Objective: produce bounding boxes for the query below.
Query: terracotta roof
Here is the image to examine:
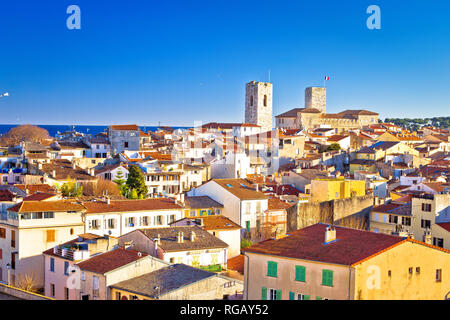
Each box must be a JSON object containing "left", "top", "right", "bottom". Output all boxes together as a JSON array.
[
  {"left": 137, "top": 226, "right": 228, "bottom": 252},
  {"left": 109, "top": 125, "right": 139, "bottom": 131},
  {"left": 227, "top": 255, "right": 244, "bottom": 274},
  {"left": 40, "top": 159, "right": 96, "bottom": 181},
  {"left": 267, "top": 197, "right": 293, "bottom": 211},
  {"left": 14, "top": 184, "right": 56, "bottom": 194},
  {"left": 82, "top": 198, "right": 182, "bottom": 214},
  {"left": 327, "top": 135, "right": 349, "bottom": 142},
  {"left": 191, "top": 215, "right": 241, "bottom": 231},
  {"left": 0, "top": 189, "right": 15, "bottom": 201},
  {"left": 436, "top": 223, "right": 450, "bottom": 233},
  {"left": 8, "top": 200, "right": 85, "bottom": 213},
  {"left": 23, "top": 192, "right": 58, "bottom": 202},
  {"left": 242, "top": 223, "right": 405, "bottom": 266},
  {"left": 275, "top": 108, "right": 304, "bottom": 118},
  {"left": 76, "top": 248, "right": 148, "bottom": 274},
  {"left": 213, "top": 179, "right": 269, "bottom": 200}
]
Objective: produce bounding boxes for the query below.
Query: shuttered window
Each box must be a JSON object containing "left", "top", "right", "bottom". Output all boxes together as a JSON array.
[
  {"left": 261, "top": 287, "right": 267, "bottom": 300},
  {"left": 295, "top": 265, "right": 306, "bottom": 282},
  {"left": 267, "top": 261, "right": 277, "bottom": 278},
  {"left": 322, "top": 269, "right": 334, "bottom": 287}
]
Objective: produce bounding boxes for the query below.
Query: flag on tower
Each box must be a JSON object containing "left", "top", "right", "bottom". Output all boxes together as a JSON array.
[{"left": 325, "top": 76, "right": 330, "bottom": 81}]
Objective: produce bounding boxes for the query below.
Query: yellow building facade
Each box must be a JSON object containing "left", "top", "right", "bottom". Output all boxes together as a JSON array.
[{"left": 311, "top": 178, "right": 366, "bottom": 202}]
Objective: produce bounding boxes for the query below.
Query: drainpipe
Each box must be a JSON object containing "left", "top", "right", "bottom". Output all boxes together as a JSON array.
[
  {"left": 243, "top": 253, "right": 250, "bottom": 300},
  {"left": 348, "top": 266, "right": 352, "bottom": 300}
]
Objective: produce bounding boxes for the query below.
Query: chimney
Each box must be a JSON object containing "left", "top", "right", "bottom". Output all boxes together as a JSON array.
[
  {"left": 38, "top": 163, "right": 43, "bottom": 170},
  {"left": 256, "top": 184, "right": 259, "bottom": 192},
  {"left": 89, "top": 168, "right": 95, "bottom": 176},
  {"left": 106, "top": 197, "right": 110, "bottom": 205},
  {"left": 52, "top": 170, "right": 56, "bottom": 178},
  {"left": 190, "top": 231, "right": 196, "bottom": 242},
  {"left": 72, "top": 162, "right": 76, "bottom": 170},
  {"left": 324, "top": 225, "right": 336, "bottom": 244}
]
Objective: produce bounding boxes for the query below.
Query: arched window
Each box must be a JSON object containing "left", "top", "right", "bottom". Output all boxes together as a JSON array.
[
  {"left": 250, "top": 95, "right": 253, "bottom": 106},
  {"left": 264, "top": 95, "right": 267, "bottom": 106}
]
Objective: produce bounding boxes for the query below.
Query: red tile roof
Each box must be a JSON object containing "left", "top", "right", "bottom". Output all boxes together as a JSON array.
[
  {"left": 82, "top": 198, "right": 182, "bottom": 214},
  {"left": 76, "top": 248, "right": 148, "bottom": 274},
  {"left": 8, "top": 200, "right": 85, "bottom": 213},
  {"left": 110, "top": 125, "right": 139, "bottom": 131},
  {"left": 242, "top": 223, "right": 406, "bottom": 266},
  {"left": 436, "top": 223, "right": 450, "bottom": 233},
  {"left": 23, "top": 192, "right": 58, "bottom": 202},
  {"left": 227, "top": 254, "right": 244, "bottom": 274}
]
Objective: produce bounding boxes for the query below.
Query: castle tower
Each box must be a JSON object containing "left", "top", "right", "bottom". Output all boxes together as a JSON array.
[
  {"left": 305, "top": 87, "right": 326, "bottom": 113},
  {"left": 245, "top": 81, "right": 273, "bottom": 132}
]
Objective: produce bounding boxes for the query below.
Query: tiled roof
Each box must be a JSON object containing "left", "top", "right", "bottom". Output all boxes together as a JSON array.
[
  {"left": 76, "top": 248, "right": 148, "bottom": 274},
  {"left": 436, "top": 223, "right": 450, "bottom": 233},
  {"left": 137, "top": 226, "right": 228, "bottom": 252},
  {"left": 267, "top": 197, "right": 293, "bottom": 210},
  {"left": 275, "top": 108, "right": 304, "bottom": 118},
  {"left": 23, "top": 192, "right": 58, "bottom": 202},
  {"left": 110, "top": 264, "right": 215, "bottom": 298},
  {"left": 14, "top": 184, "right": 56, "bottom": 194},
  {"left": 40, "top": 159, "right": 96, "bottom": 181},
  {"left": 184, "top": 196, "right": 223, "bottom": 209},
  {"left": 0, "top": 189, "right": 15, "bottom": 201},
  {"left": 242, "top": 223, "right": 405, "bottom": 266},
  {"left": 213, "top": 179, "right": 269, "bottom": 200},
  {"left": 190, "top": 215, "right": 241, "bottom": 231},
  {"left": 227, "top": 255, "right": 244, "bottom": 274},
  {"left": 109, "top": 125, "right": 139, "bottom": 131},
  {"left": 82, "top": 198, "right": 182, "bottom": 214},
  {"left": 8, "top": 200, "right": 85, "bottom": 213},
  {"left": 327, "top": 135, "right": 349, "bottom": 142}
]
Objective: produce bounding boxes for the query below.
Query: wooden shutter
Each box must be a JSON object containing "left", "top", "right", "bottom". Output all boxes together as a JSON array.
[
  {"left": 289, "top": 291, "right": 295, "bottom": 300},
  {"left": 261, "top": 287, "right": 267, "bottom": 300},
  {"left": 46, "top": 230, "right": 55, "bottom": 242},
  {"left": 276, "top": 290, "right": 282, "bottom": 300},
  {"left": 304, "top": 295, "right": 310, "bottom": 300},
  {"left": 295, "top": 265, "right": 306, "bottom": 282}
]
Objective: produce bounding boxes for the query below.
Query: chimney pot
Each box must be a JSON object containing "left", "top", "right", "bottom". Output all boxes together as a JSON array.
[
  {"left": 190, "top": 231, "right": 196, "bottom": 242},
  {"left": 324, "top": 225, "right": 336, "bottom": 244}
]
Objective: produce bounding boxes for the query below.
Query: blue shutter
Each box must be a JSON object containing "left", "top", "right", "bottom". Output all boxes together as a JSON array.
[
  {"left": 64, "top": 261, "right": 69, "bottom": 275},
  {"left": 50, "top": 258, "right": 55, "bottom": 272}
]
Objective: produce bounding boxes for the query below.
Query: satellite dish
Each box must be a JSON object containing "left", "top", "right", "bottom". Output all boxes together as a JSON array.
[{"left": 137, "top": 252, "right": 142, "bottom": 257}]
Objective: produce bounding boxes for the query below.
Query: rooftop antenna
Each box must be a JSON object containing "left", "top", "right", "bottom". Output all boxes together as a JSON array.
[{"left": 268, "top": 69, "right": 271, "bottom": 83}]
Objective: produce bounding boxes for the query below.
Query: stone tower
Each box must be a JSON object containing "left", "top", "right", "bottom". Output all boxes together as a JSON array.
[
  {"left": 245, "top": 81, "right": 273, "bottom": 132},
  {"left": 305, "top": 87, "right": 326, "bottom": 113}
]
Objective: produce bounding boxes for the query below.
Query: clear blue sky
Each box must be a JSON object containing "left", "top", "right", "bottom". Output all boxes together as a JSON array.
[{"left": 0, "top": 0, "right": 449, "bottom": 126}]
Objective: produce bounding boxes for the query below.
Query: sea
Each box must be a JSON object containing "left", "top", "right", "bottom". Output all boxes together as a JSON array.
[{"left": 0, "top": 124, "right": 190, "bottom": 137}]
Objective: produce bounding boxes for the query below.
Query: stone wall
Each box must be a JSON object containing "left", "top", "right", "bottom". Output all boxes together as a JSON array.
[
  {"left": 287, "top": 194, "right": 373, "bottom": 232},
  {"left": 245, "top": 81, "right": 273, "bottom": 132},
  {"left": 305, "top": 87, "right": 326, "bottom": 113},
  {"left": 0, "top": 283, "right": 52, "bottom": 300}
]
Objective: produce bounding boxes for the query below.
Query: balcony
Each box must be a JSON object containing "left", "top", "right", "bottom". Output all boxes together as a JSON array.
[{"left": 53, "top": 244, "right": 90, "bottom": 261}]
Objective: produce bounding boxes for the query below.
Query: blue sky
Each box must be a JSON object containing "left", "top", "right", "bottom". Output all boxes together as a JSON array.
[{"left": 0, "top": 0, "right": 449, "bottom": 126}]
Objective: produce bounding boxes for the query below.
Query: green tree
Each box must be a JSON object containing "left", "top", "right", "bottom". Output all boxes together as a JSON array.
[
  {"left": 60, "top": 178, "right": 83, "bottom": 197},
  {"left": 327, "top": 143, "right": 341, "bottom": 151},
  {"left": 129, "top": 188, "right": 139, "bottom": 199},
  {"left": 126, "top": 165, "right": 148, "bottom": 199},
  {"left": 113, "top": 169, "right": 127, "bottom": 196}
]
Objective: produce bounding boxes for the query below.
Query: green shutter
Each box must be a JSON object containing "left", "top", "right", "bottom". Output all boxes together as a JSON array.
[
  {"left": 316, "top": 296, "right": 322, "bottom": 300},
  {"left": 261, "top": 287, "right": 267, "bottom": 300},
  {"left": 322, "top": 269, "right": 333, "bottom": 286},
  {"left": 289, "top": 292, "right": 295, "bottom": 300},
  {"left": 295, "top": 265, "right": 306, "bottom": 282},
  {"left": 304, "top": 295, "right": 310, "bottom": 300},
  {"left": 276, "top": 290, "right": 282, "bottom": 300},
  {"left": 267, "top": 261, "right": 277, "bottom": 277}
]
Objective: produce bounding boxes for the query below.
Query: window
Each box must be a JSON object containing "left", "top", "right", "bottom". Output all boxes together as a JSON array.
[
  {"left": 189, "top": 210, "right": 196, "bottom": 217},
  {"left": 416, "top": 267, "right": 420, "bottom": 274},
  {"left": 93, "top": 276, "right": 99, "bottom": 297},
  {"left": 70, "top": 228, "right": 74, "bottom": 235},
  {"left": 433, "top": 237, "right": 444, "bottom": 248},
  {"left": 388, "top": 270, "right": 392, "bottom": 277},
  {"left": 156, "top": 215, "right": 163, "bottom": 225},
  {"left": 267, "top": 261, "right": 277, "bottom": 278},
  {"left": 295, "top": 265, "right": 306, "bottom": 282},
  {"left": 107, "top": 218, "right": 116, "bottom": 229},
  {"left": 322, "top": 269, "right": 333, "bottom": 287},
  {"left": 263, "top": 95, "right": 267, "bottom": 107},
  {"left": 115, "top": 292, "right": 121, "bottom": 300},
  {"left": 124, "top": 142, "right": 129, "bottom": 148},
  {"left": 50, "top": 284, "right": 55, "bottom": 297},
  {"left": 64, "top": 261, "right": 69, "bottom": 276},
  {"left": 169, "top": 257, "right": 175, "bottom": 264},
  {"left": 0, "top": 248, "right": 2, "bottom": 260},
  {"left": 46, "top": 230, "right": 55, "bottom": 243},
  {"left": 389, "top": 215, "right": 398, "bottom": 224},
  {"left": 436, "top": 269, "right": 442, "bottom": 282},
  {"left": 422, "top": 203, "right": 432, "bottom": 212},
  {"left": 402, "top": 217, "right": 411, "bottom": 226},
  {"left": 408, "top": 267, "right": 413, "bottom": 275},
  {"left": 90, "top": 220, "right": 99, "bottom": 230},
  {"left": 11, "top": 230, "right": 15, "bottom": 248},
  {"left": 64, "top": 287, "right": 69, "bottom": 300},
  {"left": 50, "top": 258, "right": 55, "bottom": 272},
  {"left": 249, "top": 95, "right": 253, "bottom": 106},
  {"left": 421, "top": 219, "right": 431, "bottom": 229},
  {"left": 268, "top": 289, "right": 280, "bottom": 300},
  {"left": 11, "top": 253, "right": 15, "bottom": 269},
  {"left": 127, "top": 217, "right": 135, "bottom": 227},
  {"left": 168, "top": 215, "right": 176, "bottom": 224},
  {"left": 141, "top": 216, "right": 149, "bottom": 226},
  {"left": 0, "top": 228, "right": 5, "bottom": 238},
  {"left": 297, "top": 294, "right": 310, "bottom": 300},
  {"left": 44, "top": 212, "right": 54, "bottom": 219}
]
